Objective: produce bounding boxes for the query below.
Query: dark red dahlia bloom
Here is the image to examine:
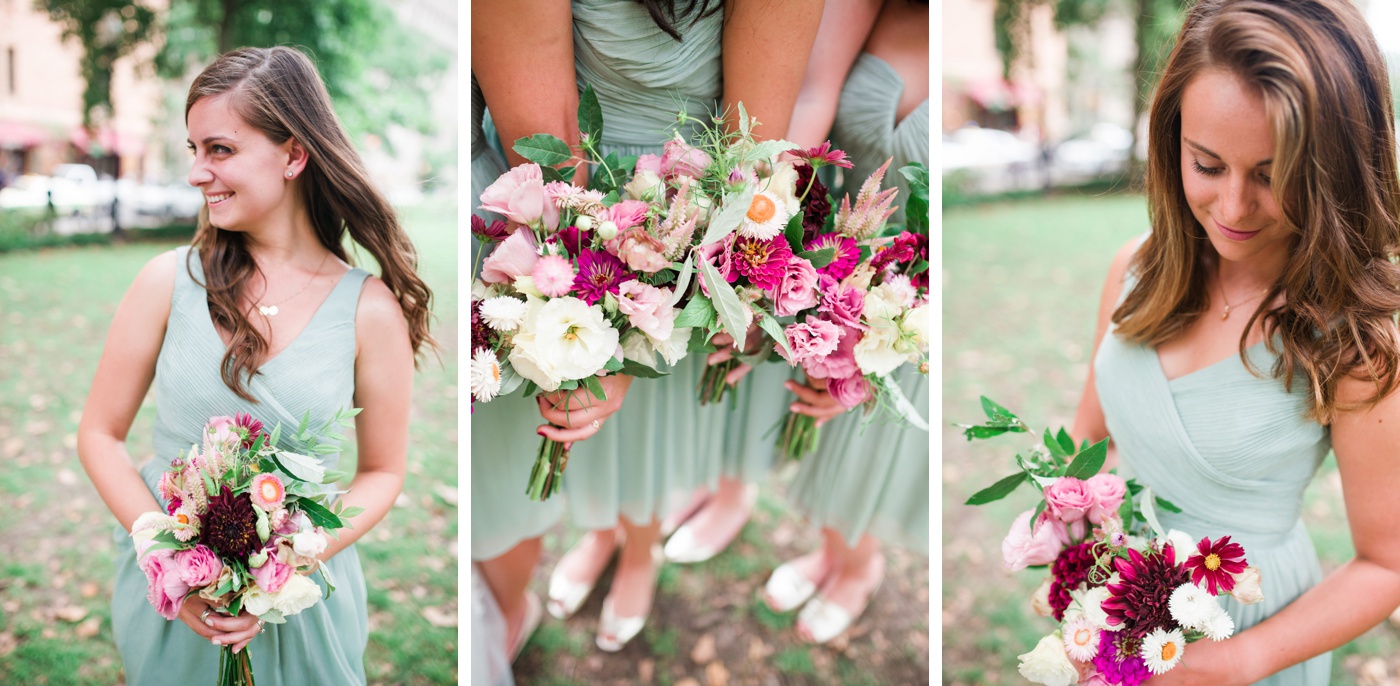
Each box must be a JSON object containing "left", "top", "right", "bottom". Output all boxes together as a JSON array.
[
  {"left": 732, "top": 236, "right": 793, "bottom": 291},
  {"left": 789, "top": 141, "right": 853, "bottom": 169},
  {"left": 573, "top": 249, "right": 627, "bottom": 305},
  {"left": 795, "top": 164, "right": 831, "bottom": 241},
  {"left": 1092, "top": 631, "right": 1151, "bottom": 686},
  {"left": 1102, "top": 545, "right": 1190, "bottom": 637},
  {"left": 1184, "top": 536, "right": 1248, "bottom": 595},
  {"left": 470, "top": 300, "right": 495, "bottom": 353},
  {"left": 201, "top": 486, "right": 260, "bottom": 560},
  {"left": 555, "top": 226, "right": 583, "bottom": 258},
  {"left": 471, "top": 214, "right": 510, "bottom": 242},
  {"left": 1049, "top": 542, "right": 1100, "bottom": 621},
  {"left": 233, "top": 412, "right": 263, "bottom": 449}
]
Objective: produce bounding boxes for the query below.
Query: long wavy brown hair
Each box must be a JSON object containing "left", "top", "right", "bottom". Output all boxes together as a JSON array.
[
  {"left": 1115, "top": 0, "right": 1400, "bottom": 424},
  {"left": 186, "top": 46, "right": 436, "bottom": 401}
]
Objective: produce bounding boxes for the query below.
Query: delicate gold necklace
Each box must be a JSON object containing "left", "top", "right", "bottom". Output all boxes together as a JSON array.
[
  {"left": 254, "top": 251, "right": 331, "bottom": 317},
  {"left": 1217, "top": 272, "right": 1269, "bottom": 321}
]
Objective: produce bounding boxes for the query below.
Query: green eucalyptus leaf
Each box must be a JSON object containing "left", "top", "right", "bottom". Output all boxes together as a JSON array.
[
  {"left": 513, "top": 134, "right": 572, "bottom": 167},
  {"left": 674, "top": 294, "right": 716, "bottom": 329},
  {"left": 965, "top": 472, "right": 1026, "bottom": 505},
  {"left": 1064, "top": 439, "right": 1109, "bottom": 480},
  {"left": 619, "top": 359, "right": 669, "bottom": 378},
  {"left": 582, "top": 374, "right": 607, "bottom": 402},
  {"left": 698, "top": 257, "right": 749, "bottom": 342},
  {"left": 699, "top": 184, "right": 756, "bottom": 247}
]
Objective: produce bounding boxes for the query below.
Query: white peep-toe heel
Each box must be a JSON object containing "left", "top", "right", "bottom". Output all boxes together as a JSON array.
[
  {"left": 763, "top": 561, "right": 820, "bottom": 613},
  {"left": 595, "top": 544, "right": 662, "bottom": 652}
]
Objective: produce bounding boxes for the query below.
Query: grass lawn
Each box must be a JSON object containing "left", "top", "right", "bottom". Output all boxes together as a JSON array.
[
  {"left": 0, "top": 197, "right": 459, "bottom": 685},
  {"left": 941, "top": 191, "right": 1400, "bottom": 685}
]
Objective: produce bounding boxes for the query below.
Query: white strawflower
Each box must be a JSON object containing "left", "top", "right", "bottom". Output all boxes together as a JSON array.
[
  {"left": 470, "top": 348, "right": 504, "bottom": 402},
  {"left": 479, "top": 296, "right": 529, "bottom": 331},
  {"left": 1202, "top": 606, "right": 1235, "bottom": 641},
  {"left": 1017, "top": 632, "right": 1078, "bottom": 686},
  {"left": 172, "top": 502, "right": 201, "bottom": 542},
  {"left": 884, "top": 274, "right": 918, "bottom": 307},
  {"left": 1168, "top": 582, "right": 1216, "bottom": 631},
  {"left": 1061, "top": 617, "right": 1100, "bottom": 662},
  {"left": 737, "top": 189, "right": 792, "bottom": 240},
  {"left": 1140, "top": 627, "right": 1186, "bottom": 675}
]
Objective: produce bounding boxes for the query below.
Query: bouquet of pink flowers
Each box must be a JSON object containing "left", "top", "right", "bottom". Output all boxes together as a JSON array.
[
  {"left": 962, "top": 399, "right": 1263, "bottom": 685},
  {"left": 132, "top": 410, "right": 363, "bottom": 686},
  {"left": 469, "top": 85, "right": 694, "bottom": 501}
]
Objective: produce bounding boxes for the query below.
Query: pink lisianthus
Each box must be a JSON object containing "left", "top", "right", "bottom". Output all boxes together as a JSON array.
[
  {"left": 173, "top": 544, "right": 224, "bottom": 587},
  {"left": 777, "top": 316, "right": 842, "bottom": 367},
  {"left": 250, "top": 548, "right": 294, "bottom": 594},
  {"left": 249, "top": 473, "right": 286, "bottom": 511},
  {"left": 480, "top": 230, "right": 540, "bottom": 285},
  {"left": 1085, "top": 474, "right": 1128, "bottom": 525},
  {"left": 139, "top": 548, "right": 190, "bottom": 620},
  {"left": 770, "top": 256, "right": 819, "bottom": 317},
  {"left": 616, "top": 280, "right": 675, "bottom": 342},
  {"left": 612, "top": 227, "right": 671, "bottom": 273},
  {"left": 697, "top": 236, "right": 737, "bottom": 296},
  {"left": 826, "top": 373, "right": 870, "bottom": 408},
  {"left": 803, "top": 325, "right": 861, "bottom": 380},
  {"left": 1043, "top": 477, "right": 1095, "bottom": 524},
  {"left": 661, "top": 136, "right": 712, "bottom": 179},
  {"left": 1002, "top": 509, "right": 1066, "bottom": 571},
  {"left": 635, "top": 154, "right": 663, "bottom": 176},
  {"left": 531, "top": 255, "right": 577, "bottom": 297},
  {"left": 816, "top": 275, "right": 866, "bottom": 330},
  {"left": 478, "top": 163, "right": 560, "bottom": 231}
]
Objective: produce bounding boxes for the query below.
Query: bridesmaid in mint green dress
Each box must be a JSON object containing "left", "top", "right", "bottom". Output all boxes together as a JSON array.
[
  {"left": 472, "top": 0, "right": 822, "bottom": 654},
  {"left": 760, "top": 0, "right": 929, "bottom": 646},
  {"left": 78, "top": 47, "right": 429, "bottom": 684}
]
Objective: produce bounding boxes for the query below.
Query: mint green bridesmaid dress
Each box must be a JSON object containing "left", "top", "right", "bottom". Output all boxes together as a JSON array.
[
  {"left": 1095, "top": 267, "right": 1330, "bottom": 685},
  {"left": 784, "top": 53, "right": 931, "bottom": 554},
  {"left": 111, "top": 246, "right": 370, "bottom": 684}
]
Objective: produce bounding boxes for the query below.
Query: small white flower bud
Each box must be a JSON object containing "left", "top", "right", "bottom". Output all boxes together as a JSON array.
[
  {"left": 597, "top": 220, "right": 618, "bottom": 240},
  {"left": 575, "top": 215, "right": 595, "bottom": 231}
]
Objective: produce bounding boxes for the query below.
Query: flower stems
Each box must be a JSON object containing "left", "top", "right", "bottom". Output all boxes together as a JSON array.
[
  {"left": 698, "top": 359, "right": 740, "bottom": 406},
  {"left": 527, "top": 436, "right": 570, "bottom": 501},
  {"left": 218, "top": 645, "right": 255, "bottom": 686},
  {"left": 779, "top": 412, "right": 820, "bottom": 462}
]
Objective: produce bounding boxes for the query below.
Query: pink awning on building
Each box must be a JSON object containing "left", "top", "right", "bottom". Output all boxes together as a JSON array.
[
  {"left": 69, "top": 125, "right": 145, "bottom": 156},
  {"left": 0, "top": 121, "right": 47, "bottom": 147}
]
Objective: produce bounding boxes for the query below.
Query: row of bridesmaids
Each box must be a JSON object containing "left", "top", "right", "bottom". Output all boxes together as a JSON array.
[{"left": 469, "top": 0, "right": 930, "bottom": 676}]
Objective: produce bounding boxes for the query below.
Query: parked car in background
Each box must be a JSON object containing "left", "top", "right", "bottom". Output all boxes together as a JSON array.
[
  {"left": 1050, "top": 123, "right": 1133, "bottom": 183},
  {"left": 941, "top": 125, "right": 1043, "bottom": 195}
]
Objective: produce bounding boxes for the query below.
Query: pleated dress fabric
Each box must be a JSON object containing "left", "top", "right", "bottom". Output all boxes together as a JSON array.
[
  {"left": 111, "top": 246, "right": 370, "bottom": 685},
  {"left": 784, "top": 53, "right": 931, "bottom": 555},
  {"left": 1095, "top": 267, "right": 1330, "bottom": 685}
]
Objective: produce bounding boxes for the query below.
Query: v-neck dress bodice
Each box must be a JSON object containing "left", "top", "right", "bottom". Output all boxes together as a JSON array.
[
  {"left": 1094, "top": 268, "right": 1330, "bottom": 685},
  {"left": 112, "top": 245, "right": 372, "bottom": 685}
]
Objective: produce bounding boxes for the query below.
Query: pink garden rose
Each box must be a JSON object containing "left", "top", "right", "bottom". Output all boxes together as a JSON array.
[
  {"left": 173, "top": 544, "right": 224, "bottom": 587},
  {"left": 1043, "top": 477, "right": 1095, "bottom": 523},
  {"left": 803, "top": 326, "right": 861, "bottom": 380},
  {"left": 826, "top": 373, "right": 870, "bottom": 408},
  {"left": 1084, "top": 474, "right": 1127, "bottom": 525},
  {"left": 661, "top": 136, "right": 712, "bottom": 179},
  {"left": 139, "top": 548, "right": 190, "bottom": 620},
  {"left": 1002, "top": 509, "right": 1065, "bottom": 571},
  {"left": 816, "top": 275, "right": 866, "bottom": 330},
  {"left": 480, "top": 230, "right": 540, "bottom": 285},
  {"left": 770, "top": 256, "right": 819, "bottom": 317},
  {"left": 612, "top": 227, "right": 670, "bottom": 273},
  {"left": 635, "top": 154, "right": 663, "bottom": 176},
  {"left": 250, "top": 549, "right": 294, "bottom": 594},
  {"left": 776, "top": 316, "right": 841, "bottom": 367},
  {"left": 616, "top": 280, "right": 675, "bottom": 342},
  {"left": 478, "top": 163, "right": 560, "bottom": 231},
  {"left": 604, "top": 199, "right": 651, "bottom": 233}
]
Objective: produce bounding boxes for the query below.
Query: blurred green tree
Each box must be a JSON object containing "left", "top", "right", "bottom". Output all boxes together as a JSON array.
[{"left": 37, "top": 0, "right": 159, "bottom": 130}]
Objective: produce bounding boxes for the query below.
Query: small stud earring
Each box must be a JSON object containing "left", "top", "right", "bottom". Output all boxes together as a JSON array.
[{"left": 286, "top": 170, "right": 294, "bottom": 178}]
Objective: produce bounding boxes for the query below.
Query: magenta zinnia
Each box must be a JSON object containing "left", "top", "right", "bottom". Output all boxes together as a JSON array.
[
  {"left": 1184, "top": 536, "right": 1248, "bottom": 595},
  {"left": 201, "top": 485, "right": 260, "bottom": 560},
  {"left": 1092, "top": 630, "right": 1152, "bottom": 686},
  {"left": 1102, "top": 545, "right": 1190, "bottom": 637},
  {"left": 573, "top": 249, "right": 627, "bottom": 305},
  {"left": 804, "top": 233, "right": 859, "bottom": 281},
  {"left": 731, "top": 236, "right": 793, "bottom": 291}
]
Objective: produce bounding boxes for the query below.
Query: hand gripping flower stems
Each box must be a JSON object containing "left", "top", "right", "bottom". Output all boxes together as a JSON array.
[
  {"left": 961, "top": 398, "right": 1263, "bottom": 685},
  {"left": 132, "top": 410, "right": 364, "bottom": 686}
]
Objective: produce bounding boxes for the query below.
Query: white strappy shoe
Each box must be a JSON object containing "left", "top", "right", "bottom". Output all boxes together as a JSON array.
[
  {"left": 763, "top": 561, "right": 820, "bottom": 613},
  {"left": 663, "top": 484, "right": 758, "bottom": 564},
  {"left": 546, "top": 530, "right": 617, "bottom": 619},
  {"left": 796, "top": 565, "right": 883, "bottom": 645},
  {"left": 595, "top": 544, "right": 662, "bottom": 652}
]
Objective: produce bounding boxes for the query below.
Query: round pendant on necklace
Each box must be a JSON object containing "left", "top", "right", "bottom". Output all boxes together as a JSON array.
[
  {"left": 259, "top": 305, "right": 279, "bottom": 317},
  {"left": 1221, "top": 306, "right": 1230, "bottom": 320}
]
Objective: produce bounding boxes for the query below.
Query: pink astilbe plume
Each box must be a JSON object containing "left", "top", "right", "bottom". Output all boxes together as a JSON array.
[
  {"left": 658, "top": 181, "right": 699, "bottom": 260},
  {"left": 833, "top": 158, "right": 899, "bottom": 239}
]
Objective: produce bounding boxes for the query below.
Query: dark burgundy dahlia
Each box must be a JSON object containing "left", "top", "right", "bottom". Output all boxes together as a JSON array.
[
  {"left": 1102, "top": 545, "right": 1190, "bottom": 637},
  {"left": 795, "top": 163, "right": 831, "bottom": 241},
  {"left": 201, "top": 486, "right": 260, "bottom": 560},
  {"left": 1049, "top": 542, "right": 1100, "bottom": 621}
]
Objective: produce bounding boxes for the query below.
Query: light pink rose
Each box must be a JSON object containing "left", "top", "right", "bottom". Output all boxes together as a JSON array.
[
  {"left": 803, "top": 326, "right": 861, "bottom": 380},
  {"left": 139, "top": 548, "right": 190, "bottom": 620},
  {"left": 826, "top": 373, "right": 870, "bottom": 408},
  {"left": 776, "top": 316, "right": 842, "bottom": 367},
  {"left": 478, "top": 163, "right": 560, "bottom": 230},
  {"left": 635, "top": 154, "right": 663, "bottom": 176},
  {"left": 1043, "top": 477, "right": 1095, "bottom": 524},
  {"left": 174, "top": 545, "right": 224, "bottom": 587},
  {"left": 1036, "top": 509, "right": 1088, "bottom": 545},
  {"left": 612, "top": 227, "right": 670, "bottom": 273},
  {"left": 250, "top": 549, "right": 294, "bottom": 594},
  {"left": 817, "top": 275, "right": 866, "bottom": 330},
  {"left": 480, "top": 230, "right": 540, "bottom": 285},
  {"left": 661, "top": 137, "right": 713, "bottom": 180},
  {"left": 1084, "top": 474, "right": 1127, "bottom": 525},
  {"left": 1002, "top": 509, "right": 1065, "bottom": 571},
  {"left": 605, "top": 199, "right": 651, "bottom": 233},
  {"left": 770, "top": 257, "right": 819, "bottom": 317},
  {"left": 616, "top": 280, "right": 675, "bottom": 342}
]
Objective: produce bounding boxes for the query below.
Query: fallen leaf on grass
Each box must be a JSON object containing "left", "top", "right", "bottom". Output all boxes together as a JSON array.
[
  {"left": 0, "top": 632, "right": 15, "bottom": 658},
  {"left": 637, "top": 658, "right": 654, "bottom": 683},
  {"left": 55, "top": 606, "right": 88, "bottom": 622},
  {"left": 747, "top": 636, "right": 772, "bottom": 661},
  {"left": 1358, "top": 657, "right": 1387, "bottom": 685},
  {"left": 674, "top": 679, "right": 700, "bottom": 686},
  {"left": 420, "top": 605, "right": 456, "bottom": 628},
  {"left": 704, "top": 661, "right": 729, "bottom": 686},
  {"left": 690, "top": 632, "right": 716, "bottom": 664},
  {"left": 75, "top": 617, "right": 100, "bottom": 638}
]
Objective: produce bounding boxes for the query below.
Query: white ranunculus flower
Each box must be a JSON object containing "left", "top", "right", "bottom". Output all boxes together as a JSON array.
[
  {"left": 514, "top": 296, "right": 619, "bottom": 386},
  {"left": 243, "top": 585, "right": 275, "bottom": 617},
  {"left": 479, "top": 296, "right": 529, "bottom": 332},
  {"left": 864, "top": 283, "right": 905, "bottom": 323},
  {"left": 623, "top": 169, "right": 664, "bottom": 202},
  {"left": 1159, "top": 529, "right": 1197, "bottom": 558},
  {"left": 1081, "top": 585, "right": 1117, "bottom": 631},
  {"left": 654, "top": 326, "right": 691, "bottom": 365},
  {"left": 1229, "top": 566, "right": 1264, "bottom": 605},
  {"left": 1016, "top": 632, "right": 1078, "bottom": 686},
  {"left": 292, "top": 529, "right": 328, "bottom": 559},
  {"left": 1030, "top": 576, "right": 1054, "bottom": 618},
  {"left": 621, "top": 329, "right": 658, "bottom": 369},
  {"left": 853, "top": 323, "right": 908, "bottom": 376},
  {"left": 509, "top": 332, "right": 562, "bottom": 391},
  {"left": 271, "top": 573, "right": 323, "bottom": 617}
]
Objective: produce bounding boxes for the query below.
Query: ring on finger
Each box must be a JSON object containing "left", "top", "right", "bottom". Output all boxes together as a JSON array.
[
  {"left": 590, "top": 419, "right": 601, "bottom": 429},
  {"left": 258, "top": 619, "right": 266, "bottom": 633},
  {"left": 200, "top": 608, "right": 213, "bottom": 625}
]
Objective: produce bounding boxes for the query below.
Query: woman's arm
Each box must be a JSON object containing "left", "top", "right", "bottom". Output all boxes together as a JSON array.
[
  {"left": 77, "top": 250, "right": 175, "bottom": 530},
  {"left": 471, "top": 0, "right": 580, "bottom": 169},
  {"left": 1070, "top": 238, "right": 1138, "bottom": 469},
  {"left": 721, "top": 0, "right": 826, "bottom": 141},
  {"left": 787, "top": 0, "right": 884, "bottom": 149}
]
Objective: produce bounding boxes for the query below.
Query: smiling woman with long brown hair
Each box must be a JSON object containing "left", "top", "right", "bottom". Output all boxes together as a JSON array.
[
  {"left": 77, "top": 46, "right": 433, "bottom": 684},
  {"left": 1072, "top": 1, "right": 1400, "bottom": 683}
]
